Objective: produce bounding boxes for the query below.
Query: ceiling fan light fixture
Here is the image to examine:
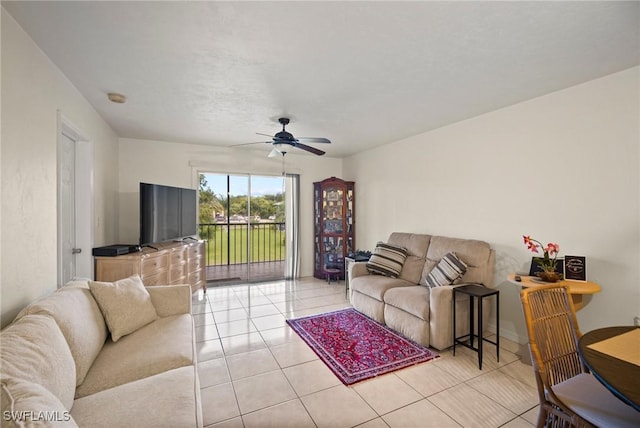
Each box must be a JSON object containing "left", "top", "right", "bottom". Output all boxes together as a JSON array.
[
  {"left": 232, "top": 116, "right": 330, "bottom": 157},
  {"left": 268, "top": 147, "right": 280, "bottom": 158}
]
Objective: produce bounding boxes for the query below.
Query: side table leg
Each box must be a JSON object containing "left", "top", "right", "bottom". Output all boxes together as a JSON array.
[
  {"left": 452, "top": 290, "right": 457, "bottom": 356},
  {"left": 496, "top": 293, "right": 500, "bottom": 363},
  {"left": 345, "top": 260, "right": 349, "bottom": 298},
  {"left": 478, "top": 296, "right": 483, "bottom": 370},
  {"left": 469, "top": 295, "right": 474, "bottom": 349}
]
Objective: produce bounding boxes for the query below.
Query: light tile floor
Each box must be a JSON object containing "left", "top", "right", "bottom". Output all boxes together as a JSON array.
[{"left": 192, "top": 277, "right": 540, "bottom": 428}]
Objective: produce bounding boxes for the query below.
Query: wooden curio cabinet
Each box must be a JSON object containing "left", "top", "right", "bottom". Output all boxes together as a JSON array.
[{"left": 313, "top": 177, "right": 355, "bottom": 280}]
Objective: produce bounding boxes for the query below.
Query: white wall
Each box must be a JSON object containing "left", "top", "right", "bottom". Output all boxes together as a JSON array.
[
  {"left": 3, "top": 2, "right": 637, "bottom": 340},
  {"left": 118, "top": 138, "right": 343, "bottom": 277},
  {"left": 1, "top": 9, "right": 120, "bottom": 327},
  {"left": 344, "top": 67, "right": 640, "bottom": 343}
]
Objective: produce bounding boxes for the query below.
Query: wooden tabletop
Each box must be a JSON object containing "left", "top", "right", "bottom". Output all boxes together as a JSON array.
[
  {"left": 507, "top": 274, "right": 601, "bottom": 295},
  {"left": 579, "top": 326, "right": 640, "bottom": 411}
]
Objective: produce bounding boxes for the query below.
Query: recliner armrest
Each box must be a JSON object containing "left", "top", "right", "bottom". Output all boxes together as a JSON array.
[
  {"left": 349, "top": 261, "right": 369, "bottom": 281},
  {"left": 146, "top": 285, "right": 192, "bottom": 317},
  {"left": 429, "top": 283, "right": 487, "bottom": 350}
]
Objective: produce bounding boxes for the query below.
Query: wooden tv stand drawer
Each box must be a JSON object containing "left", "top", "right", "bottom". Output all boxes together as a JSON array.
[
  {"left": 95, "top": 241, "right": 206, "bottom": 294},
  {"left": 141, "top": 252, "right": 169, "bottom": 276},
  {"left": 142, "top": 270, "right": 170, "bottom": 287}
]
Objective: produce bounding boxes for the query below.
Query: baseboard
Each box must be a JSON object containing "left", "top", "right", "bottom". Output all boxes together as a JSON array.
[{"left": 486, "top": 321, "right": 529, "bottom": 344}]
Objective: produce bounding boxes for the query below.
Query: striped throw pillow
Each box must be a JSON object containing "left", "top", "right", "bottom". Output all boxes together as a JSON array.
[
  {"left": 426, "top": 252, "right": 468, "bottom": 287},
  {"left": 366, "top": 243, "right": 408, "bottom": 278}
]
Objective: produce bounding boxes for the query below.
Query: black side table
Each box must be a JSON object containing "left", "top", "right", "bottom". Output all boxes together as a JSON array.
[{"left": 453, "top": 284, "right": 499, "bottom": 370}]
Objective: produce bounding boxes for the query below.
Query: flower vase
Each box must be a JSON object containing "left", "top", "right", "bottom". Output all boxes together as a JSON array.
[{"left": 538, "top": 271, "right": 562, "bottom": 283}]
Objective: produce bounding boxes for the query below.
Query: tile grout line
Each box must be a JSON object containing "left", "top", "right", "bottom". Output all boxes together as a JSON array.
[{"left": 195, "top": 280, "right": 538, "bottom": 427}]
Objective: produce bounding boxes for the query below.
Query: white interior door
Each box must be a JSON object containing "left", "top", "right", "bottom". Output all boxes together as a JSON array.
[
  {"left": 59, "top": 133, "right": 77, "bottom": 284},
  {"left": 57, "top": 114, "right": 93, "bottom": 286}
]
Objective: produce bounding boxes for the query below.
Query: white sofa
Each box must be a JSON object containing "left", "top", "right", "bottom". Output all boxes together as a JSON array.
[
  {"left": 349, "top": 232, "right": 495, "bottom": 350},
  {"left": 0, "top": 279, "right": 202, "bottom": 427}
]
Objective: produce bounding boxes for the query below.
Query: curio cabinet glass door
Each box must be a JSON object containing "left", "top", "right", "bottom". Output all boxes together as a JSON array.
[{"left": 313, "top": 177, "right": 355, "bottom": 280}]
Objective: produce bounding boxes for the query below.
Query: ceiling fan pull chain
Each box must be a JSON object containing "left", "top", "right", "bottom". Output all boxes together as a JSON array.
[{"left": 281, "top": 152, "right": 286, "bottom": 177}]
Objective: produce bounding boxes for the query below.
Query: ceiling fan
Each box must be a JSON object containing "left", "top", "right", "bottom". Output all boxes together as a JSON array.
[{"left": 238, "top": 117, "right": 331, "bottom": 157}]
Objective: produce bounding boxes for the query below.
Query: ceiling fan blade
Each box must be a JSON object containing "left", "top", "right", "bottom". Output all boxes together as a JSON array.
[
  {"left": 297, "top": 137, "right": 331, "bottom": 144},
  {"left": 231, "top": 141, "right": 271, "bottom": 147},
  {"left": 256, "top": 132, "right": 275, "bottom": 138},
  {"left": 294, "top": 142, "right": 325, "bottom": 156}
]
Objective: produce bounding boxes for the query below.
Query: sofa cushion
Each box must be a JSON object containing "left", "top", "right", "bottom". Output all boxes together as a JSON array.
[
  {"left": 89, "top": 275, "right": 159, "bottom": 342},
  {"left": 15, "top": 285, "right": 107, "bottom": 386},
  {"left": 75, "top": 314, "right": 194, "bottom": 398},
  {"left": 1, "top": 377, "right": 77, "bottom": 427},
  {"left": 426, "top": 252, "right": 468, "bottom": 287},
  {"left": 0, "top": 314, "right": 76, "bottom": 410},
  {"left": 147, "top": 285, "right": 192, "bottom": 317},
  {"left": 351, "top": 275, "right": 415, "bottom": 301},
  {"left": 421, "top": 236, "right": 493, "bottom": 287},
  {"left": 71, "top": 366, "right": 201, "bottom": 428},
  {"left": 366, "top": 242, "right": 408, "bottom": 278},
  {"left": 397, "top": 256, "right": 426, "bottom": 284},
  {"left": 387, "top": 233, "right": 431, "bottom": 257},
  {"left": 383, "top": 286, "right": 430, "bottom": 320},
  {"left": 383, "top": 305, "right": 430, "bottom": 346},
  {"left": 386, "top": 233, "right": 430, "bottom": 284}
]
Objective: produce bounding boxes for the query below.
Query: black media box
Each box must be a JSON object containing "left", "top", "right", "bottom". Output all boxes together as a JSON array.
[{"left": 92, "top": 245, "right": 140, "bottom": 257}]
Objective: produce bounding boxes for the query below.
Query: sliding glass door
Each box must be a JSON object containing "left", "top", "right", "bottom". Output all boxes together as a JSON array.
[{"left": 198, "top": 173, "right": 289, "bottom": 284}]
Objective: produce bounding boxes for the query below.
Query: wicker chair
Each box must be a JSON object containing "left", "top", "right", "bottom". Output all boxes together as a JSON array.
[{"left": 520, "top": 284, "right": 640, "bottom": 428}]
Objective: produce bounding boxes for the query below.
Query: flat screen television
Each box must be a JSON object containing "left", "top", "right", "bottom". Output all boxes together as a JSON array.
[{"left": 139, "top": 182, "right": 198, "bottom": 246}]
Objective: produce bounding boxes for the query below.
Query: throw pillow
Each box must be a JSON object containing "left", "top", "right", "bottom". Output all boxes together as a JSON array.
[
  {"left": 15, "top": 286, "right": 108, "bottom": 387},
  {"left": 89, "top": 275, "right": 158, "bottom": 342},
  {"left": 366, "top": 242, "right": 408, "bottom": 278},
  {"left": 0, "top": 314, "right": 77, "bottom": 410},
  {"left": 1, "top": 377, "right": 77, "bottom": 428},
  {"left": 426, "top": 252, "right": 468, "bottom": 287}
]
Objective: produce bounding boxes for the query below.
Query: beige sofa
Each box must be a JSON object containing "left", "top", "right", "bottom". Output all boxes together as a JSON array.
[
  {"left": 349, "top": 232, "right": 495, "bottom": 350},
  {"left": 0, "top": 279, "right": 202, "bottom": 427}
]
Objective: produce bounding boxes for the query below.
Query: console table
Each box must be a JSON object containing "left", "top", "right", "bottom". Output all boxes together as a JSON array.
[
  {"left": 95, "top": 240, "right": 206, "bottom": 294},
  {"left": 507, "top": 274, "right": 600, "bottom": 310}
]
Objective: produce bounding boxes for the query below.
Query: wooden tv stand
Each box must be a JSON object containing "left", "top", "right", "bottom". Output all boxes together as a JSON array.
[{"left": 94, "top": 240, "right": 206, "bottom": 294}]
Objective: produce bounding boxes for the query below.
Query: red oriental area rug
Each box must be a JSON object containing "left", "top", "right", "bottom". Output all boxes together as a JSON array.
[{"left": 286, "top": 308, "right": 439, "bottom": 385}]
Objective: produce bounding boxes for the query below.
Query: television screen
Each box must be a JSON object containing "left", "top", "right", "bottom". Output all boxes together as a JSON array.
[
  {"left": 180, "top": 187, "right": 198, "bottom": 237},
  {"left": 139, "top": 183, "right": 197, "bottom": 245}
]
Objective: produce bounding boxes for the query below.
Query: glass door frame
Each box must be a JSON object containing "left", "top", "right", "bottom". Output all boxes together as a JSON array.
[{"left": 198, "top": 171, "right": 287, "bottom": 284}]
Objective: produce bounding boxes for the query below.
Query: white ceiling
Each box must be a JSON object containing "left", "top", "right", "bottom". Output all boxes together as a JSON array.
[{"left": 3, "top": 1, "right": 639, "bottom": 158}]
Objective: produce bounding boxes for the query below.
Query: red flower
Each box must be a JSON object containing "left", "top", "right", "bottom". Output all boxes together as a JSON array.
[
  {"left": 523, "top": 235, "right": 540, "bottom": 253},
  {"left": 545, "top": 243, "right": 560, "bottom": 256},
  {"left": 522, "top": 235, "right": 561, "bottom": 273}
]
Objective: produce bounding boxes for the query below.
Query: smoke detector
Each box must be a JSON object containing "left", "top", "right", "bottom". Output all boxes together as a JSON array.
[{"left": 107, "top": 92, "right": 127, "bottom": 104}]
